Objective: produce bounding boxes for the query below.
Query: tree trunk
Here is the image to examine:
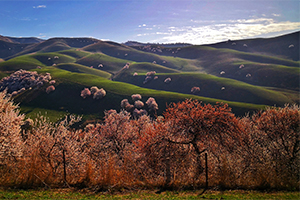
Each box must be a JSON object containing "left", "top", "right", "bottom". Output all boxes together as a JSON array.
[
  {"left": 62, "top": 149, "right": 67, "bottom": 184},
  {"left": 192, "top": 141, "right": 204, "bottom": 179}
]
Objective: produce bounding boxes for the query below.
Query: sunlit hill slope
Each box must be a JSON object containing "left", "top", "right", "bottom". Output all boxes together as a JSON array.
[{"left": 0, "top": 32, "right": 298, "bottom": 123}]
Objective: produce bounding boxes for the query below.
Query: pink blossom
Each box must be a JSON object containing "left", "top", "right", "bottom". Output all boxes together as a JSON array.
[
  {"left": 46, "top": 85, "right": 55, "bottom": 94},
  {"left": 81, "top": 88, "right": 91, "bottom": 99},
  {"left": 131, "top": 94, "right": 142, "bottom": 101},
  {"left": 164, "top": 77, "right": 171, "bottom": 83},
  {"left": 134, "top": 100, "right": 144, "bottom": 109},
  {"left": 93, "top": 88, "right": 106, "bottom": 99},
  {"left": 191, "top": 86, "right": 200, "bottom": 94},
  {"left": 146, "top": 97, "right": 158, "bottom": 111}
]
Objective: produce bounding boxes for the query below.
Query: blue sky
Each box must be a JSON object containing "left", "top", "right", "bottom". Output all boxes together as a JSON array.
[{"left": 0, "top": 0, "right": 299, "bottom": 44}]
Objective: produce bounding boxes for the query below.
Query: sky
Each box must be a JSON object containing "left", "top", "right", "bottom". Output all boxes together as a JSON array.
[{"left": 0, "top": 0, "right": 299, "bottom": 45}]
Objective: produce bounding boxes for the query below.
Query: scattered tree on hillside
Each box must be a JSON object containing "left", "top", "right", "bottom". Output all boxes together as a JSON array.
[
  {"left": 191, "top": 86, "right": 200, "bottom": 94},
  {"left": 143, "top": 71, "right": 157, "bottom": 84},
  {"left": 121, "top": 94, "right": 158, "bottom": 118},
  {"left": 164, "top": 77, "right": 171, "bottom": 83},
  {"left": 121, "top": 99, "right": 134, "bottom": 112},
  {"left": 80, "top": 88, "right": 91, "bottom": 99},
  {"left": 134, "top": 100, "right": 144, "bottom": 109},
  {"left": 146, "top": 97, "right": 158, "bottom": 112},
  {"left": 0, "top": 70, "right": 52, "bottom": 95},
  {"left": 49, "top": 80, "right": 56, "bottom": 84},
  {"left": 93, "top": 88, "right": 106, "bottom": 99},
  {"left": 81, "top": 86, "right": 106, "bottom": 100},
  {"left": 46, "top": 85, "right": 55, "bottom": 94},
  {"left": 131, "top": 94, "right": 142, "bottom": 101}
]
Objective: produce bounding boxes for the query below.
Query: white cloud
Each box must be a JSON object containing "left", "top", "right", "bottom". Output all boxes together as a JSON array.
[
  {"left": 137, "top": 33, "right": 149, "bottom": 37},
  {"left": 272, "top": 13, "right": 281, "bottom": 17},
  {"left": 38, "top": 33, "right": 46, "bottom": 38},
  {"left": 155, "top": 32, "right": 171, "bottom": 35},
  {"left": 33, "top": 5, "right": 46, "bottom": 9},
  {"left": 151, "top": 17, "right": 300, "bottom": 44},
  {"left": 231, "top": 18, "right": 275, "bottom": 24}
]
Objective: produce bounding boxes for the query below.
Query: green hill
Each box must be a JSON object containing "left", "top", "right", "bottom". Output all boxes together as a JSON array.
[
  {"left": 0, "top": 32, "right": 298, "bottom": 122},
  {"left": 114, "top": 71, "right": 294, "bottom": 106},
  {"left": 56, "top": 63, "right": 111, "bottom": 79},
  {"left": 13, "top": 67, "right": 264, "bottom": 122}
]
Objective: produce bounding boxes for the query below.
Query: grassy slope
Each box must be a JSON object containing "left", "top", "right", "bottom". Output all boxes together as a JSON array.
[
  {"left": 58, "top": 49, "right": 92, "bottom": 59},
  {"left": 113, "top": 62, "right": 180, "bottom": 79},
  {"left": 83, "top": 41, "right": 202, "bottom": 72},
  {"left": 85, "top": 42, "right": 299, "bottom": 90},
  {"left": 56, "top": 63, "right": 111, "bottom": 79},
  {"left": 0, "top": 52, "right": 76, "bottom": 72},
  {"left": 114, "top": 71, "right": 294, "bottom": 106},
  {"left": 168, "top": 47, "right": 300, "bottom": 90},
  {"left": 76, "top": 52, "right": 132, "bottom": 74},
  {"left": 171, "top": 45, "right": 299, "bottom": 67},
  {"left": 14, "top": 67, "right": 264, "bottom": 122},
  {"left": 0, "top": 55, "right": 46, "bottom": 71},
  {"left": 1, "top": 39, "right": 297, "bottom": 121}
]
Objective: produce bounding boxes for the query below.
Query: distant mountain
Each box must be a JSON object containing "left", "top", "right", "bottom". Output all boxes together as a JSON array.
[
  {"left": 127, "top": 31, "right": 300, "bottom": 61},
  {"left": 0, "top": 35, "right": 44, "bottom": 44},
  {"left": 204, "top": 31, "right": 300, "bottom": 61},
  {"left": 0, "top": 35, "right": 45, "bottom": 59},
  {"left": 2, "top": 37, "right": 101, "bottom": 60},
  {"left": 5, "top": 36, "right": 45, "bottom": 44},
  {"left": 124, "top": 41, "right": 192, "bottom": 48},
  {"left": 0, "top": 41, "right": 32, "bottom": 59}
]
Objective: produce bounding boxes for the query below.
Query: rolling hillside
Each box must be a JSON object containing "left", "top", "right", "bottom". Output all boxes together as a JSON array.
[{"left": 0, "top": 32, "right": 298, "bottom": 122}]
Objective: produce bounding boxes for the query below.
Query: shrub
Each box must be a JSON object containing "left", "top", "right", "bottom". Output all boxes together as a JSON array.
[
  {"left": 131, "top": 94, "right": 142, "bottom": 101},
  {"left": 146, "top": 71, "right": 156, "bottom": 76},
  {"left": 90, "top": 86, "right": 99, "bottom": 94},
  {"left": 49, "top": 80, "right": 56, "bottom": 84},
  {"left": 134, "top": 100, "right": 144, "bottom": 109},
  {"left": 93, "top": 88, "right": 106, "bottom": 99},
  {"left": 146, "top": 97, "right": 158, "bottom": 111},
  {"left": 133, "top": 108, "right": 147, "bottom": 118},
  {"left": 191, "top": 86, "right": 200, "bottom": 94},
  {"left": 164, "top": 77, "right": 171, "bottom": 83},
  {"left": 0, "top": 70, "right": 52, "bottom": 93},
  {"left": 81, "top": 88, "right": 91, "bottom": 99},
  {"left": 121, "top": 99, "right": 134, "bottom": 112},
  {"left": 46, "top": 85, "right": 55, "bottom": 94},
  {"left": 143, "top": 76, "right": 152, "bottom": 84}
]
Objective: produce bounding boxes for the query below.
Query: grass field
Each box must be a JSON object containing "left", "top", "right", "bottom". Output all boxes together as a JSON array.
[{"left": 0, "top": 189, "right": 299, "bottom": 200}]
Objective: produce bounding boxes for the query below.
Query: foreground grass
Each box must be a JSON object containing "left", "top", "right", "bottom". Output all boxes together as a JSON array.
[{"left": 0, "top": 189, "right": 299, "bottom": 199}]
